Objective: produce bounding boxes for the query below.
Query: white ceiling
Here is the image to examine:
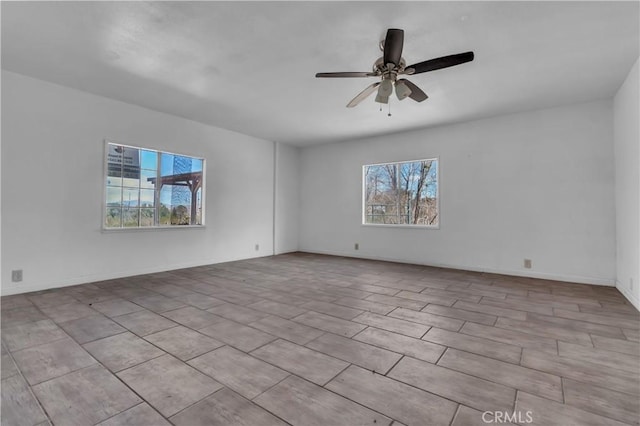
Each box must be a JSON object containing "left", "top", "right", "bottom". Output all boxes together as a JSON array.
[{"left": 2, "top": 1, "right": 638, "bottom": 146}]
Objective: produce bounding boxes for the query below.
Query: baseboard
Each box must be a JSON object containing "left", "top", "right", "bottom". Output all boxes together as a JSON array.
[
  {"left": 615, "top": 280, "right": 640, "bottom": 311},
  {"left": 298, "top": 248, "right": 616, "bottom": 287},
  {"left": 3, "top": 248, "right": 620, "bottom": 297},
  {"left": 1, "top": 252, "right": 272, "bottom": 296}
]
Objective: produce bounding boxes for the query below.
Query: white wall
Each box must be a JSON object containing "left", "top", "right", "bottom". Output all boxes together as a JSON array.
[
  {"left": 299, "top": 100, "right": 616, "bottom": 286},
  {"left": 614, "top": 58, "right": 640, "bottom": 309},
  {"left": 1, "top": 69, "right": 625, "bottom": 296},
  {"left": 274, "top": 142, "right": 300, "bottom": 254},
  {"left": 1, "top": 71, "right": 277, "bottom": 295}
]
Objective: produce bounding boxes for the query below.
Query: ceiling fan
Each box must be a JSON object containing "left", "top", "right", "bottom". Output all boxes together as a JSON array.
[{"left": 315, "top": 29, "right": 474, "bottom": 108}]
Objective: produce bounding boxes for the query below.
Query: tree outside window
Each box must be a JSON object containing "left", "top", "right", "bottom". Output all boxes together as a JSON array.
[{"left": 364, "top": 159, "right": 438, "bottom": 226}]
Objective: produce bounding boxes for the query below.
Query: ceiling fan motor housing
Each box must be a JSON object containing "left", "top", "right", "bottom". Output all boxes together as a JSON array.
[{"left": 373, "top": 57, "right": 407, "bottom": 78}]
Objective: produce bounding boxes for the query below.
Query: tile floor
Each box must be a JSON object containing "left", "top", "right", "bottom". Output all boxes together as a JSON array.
[{"left": 1, "top": 253, "right": 639, "bottom": 426}]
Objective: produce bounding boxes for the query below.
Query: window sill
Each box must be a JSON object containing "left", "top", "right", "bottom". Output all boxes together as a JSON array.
[
  {"left": 102, "top": 225, "right": 206, "bottom": 233},
  {"left": 361, "top": 223, "right": 440, "bottom": 230}
]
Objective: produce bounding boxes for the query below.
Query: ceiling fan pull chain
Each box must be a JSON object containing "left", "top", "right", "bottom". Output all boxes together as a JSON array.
[{"left": 388, "top": 101, "right": 392, "bottom": 117}]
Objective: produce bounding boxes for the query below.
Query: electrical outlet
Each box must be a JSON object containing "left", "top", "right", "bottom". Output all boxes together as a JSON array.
[
  {"left": 11, "top": 270, "right": 23, "bottom": 282},
  {"left": 354, "top": 243, "right": 359, "bottom": 250},
  {"left": 255, "top": 244, "right": 259, "bottom": 251},
  {"left": 523, "top": 259, "right": 532, "bottom": 269}
]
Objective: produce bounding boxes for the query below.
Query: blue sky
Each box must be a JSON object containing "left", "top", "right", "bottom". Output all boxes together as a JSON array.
[
  {"left": 365, "top": 160, "right": 438, "bottom": 199},
  {"left": 108, "top": 145, "right": 204, "bottom": 207}
]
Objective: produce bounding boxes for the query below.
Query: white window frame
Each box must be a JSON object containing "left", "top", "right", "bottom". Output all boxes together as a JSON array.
[
  {"left": 102, "top": 140, "right": 206, "bottom": 231},
  {"left": 362, "top": 157, "right": 439, "bottom": 229}
]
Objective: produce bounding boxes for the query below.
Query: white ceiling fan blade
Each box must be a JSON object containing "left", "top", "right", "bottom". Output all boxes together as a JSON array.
[{"left": 347, "top": 82, "right": 381, "bottom": 108}]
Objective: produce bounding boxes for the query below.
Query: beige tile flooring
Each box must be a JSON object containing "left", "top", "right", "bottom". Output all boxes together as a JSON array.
[{"left": 1, "top": 253, "right": 639, "bottom": 426}]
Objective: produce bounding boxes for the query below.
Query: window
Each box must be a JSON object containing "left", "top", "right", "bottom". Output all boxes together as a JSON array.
[
  {"left": 104, "top": 142, "right": 205, "bottom": 229},
  {"left": 364, "top": 158, "right": 438, "bottom": 226}
]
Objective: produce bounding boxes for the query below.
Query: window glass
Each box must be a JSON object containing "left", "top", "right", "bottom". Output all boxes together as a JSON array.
[
  {"left": 364, "top": 158, "right": 438, "bottom": 226},
  {"left": 104, "top": 142, "right": 205, "bottom": 228}
]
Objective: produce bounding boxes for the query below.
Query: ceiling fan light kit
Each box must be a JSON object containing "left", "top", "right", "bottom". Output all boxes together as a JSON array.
[
  {"left": 395, "top": 80, "right": 412, "bottom": 100},
  {"left": 316, "top": 28, "right": 474, "bottom": 109},
  {"left": 375, "top": 79, "right": 394, "bottom": 104}
]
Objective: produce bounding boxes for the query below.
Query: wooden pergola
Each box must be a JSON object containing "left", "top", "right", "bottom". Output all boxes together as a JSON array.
[{"left": 148, "top": 171, "right": 203, "bottom": 225}]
